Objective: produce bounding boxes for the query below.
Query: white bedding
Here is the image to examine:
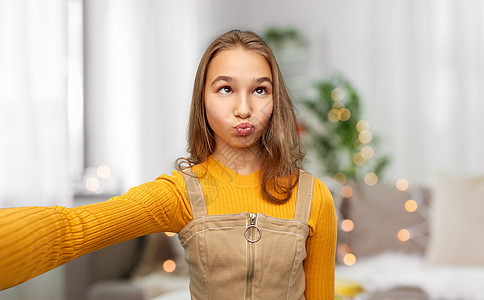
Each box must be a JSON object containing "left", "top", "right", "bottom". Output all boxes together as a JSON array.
[{"left": 335, "top": 252, "right": 484, "bottom": 299}]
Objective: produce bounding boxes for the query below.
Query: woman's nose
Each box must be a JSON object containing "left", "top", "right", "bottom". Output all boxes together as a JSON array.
[{"left": 234, "top": 94, "right": 251, "bottom": 119}]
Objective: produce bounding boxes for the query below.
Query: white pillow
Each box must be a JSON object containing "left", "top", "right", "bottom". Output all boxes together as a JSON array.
[{"left": 426, "top": 173, "right": 484, "bottom": 265}]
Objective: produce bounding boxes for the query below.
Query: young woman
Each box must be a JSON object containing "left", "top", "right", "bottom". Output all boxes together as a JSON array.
[{"left": 0, "top": 30, "right": 336, "bottom": 299}]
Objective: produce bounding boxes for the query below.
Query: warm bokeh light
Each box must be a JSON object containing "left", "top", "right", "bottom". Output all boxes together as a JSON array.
[
  {"left": 353, "top": 152, "right": 366, "bottom": 166},
  {"left": 397, "top": 229, "right": 411, "bottom": 242},
  {"left": 96, "top": 165, "right": 111, "bottom": 179},
  {"left": 343, "top": 253, "right": 357, "bottom": 266},
  {"left": 356, "top": 120, "right": 370, "bottom": 132},
  {"left": 334, "top": 172, "right": 347, "bottom": 185},
  {"left": 396, "top": 178, "right": 409, "bottom": 191},
  {"left": 162, "top": 259, "right": 176, "bottom": 273},
  {"left": 328, "top": 109, "right": 339, "bottom": 122},
  {"left": 364, "top": 172, "right": 378, "bottom": 186},
  {"left": 339, "top": 108, "right": 351, "bottom": 121},
  {"left": 341, "top": 219, "right": 355, "bottom": 232},
  {"left": 332, "top": 101, "right": 344, "bottom": 109},
  {"left": 331, "top": 87, "right": 344, "bottom": 101},
  {"left": 358, "top": 130, "right": 372, "bottom": 144},
  {"left": 85, "top": 177, "right": 100, "bottom": 192},
  {"left": 341, "top": 185, "right": 354, "bottom": 198},
  {"left": 404, "top": 200, "right": 418, "bottom": 212},
  {"left": 360, "top": 146, "right": 374, "bottom": 159},
  {"left": 165, "top": 232, "right": 176, "bottom": 237},
  {"left": 337, "top": 244, "right": 350, "bottom": 256}
]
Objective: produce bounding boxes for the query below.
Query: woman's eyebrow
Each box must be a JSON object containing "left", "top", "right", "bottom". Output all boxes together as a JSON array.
[
  {"left": 210, "top": 76, "right": 272, "bottom": 87},
  {"left": 256, "top": 77, "right": 272, "bottom": 85},
  {"left": 210, "top": 75, "right": 237, "bottom": 86}
]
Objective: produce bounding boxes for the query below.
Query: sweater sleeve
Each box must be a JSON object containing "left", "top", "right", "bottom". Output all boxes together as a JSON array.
[
  {"left": 303, "top": 179, "right": 337, "bottom": 299},
  {"left": 0, "top": 171, "right": 192, "bottom": 291}
]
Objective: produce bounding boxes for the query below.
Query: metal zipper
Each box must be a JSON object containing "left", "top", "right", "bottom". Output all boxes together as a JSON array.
[
  {"left": 245, "top": 213, "right": 261, "bottom": 243},
  {"left": 246, "top": 212, "right": 260, "bottom": 299}
]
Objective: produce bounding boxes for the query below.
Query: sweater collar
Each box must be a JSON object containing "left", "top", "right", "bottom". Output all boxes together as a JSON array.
[{"left": 194, "top": 155, "right": 260, "bottom": 187}]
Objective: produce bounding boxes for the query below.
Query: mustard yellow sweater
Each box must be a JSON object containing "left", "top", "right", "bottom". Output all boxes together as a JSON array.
[{"left": 0, "top": 156, "right": 336, "bottom": 299}]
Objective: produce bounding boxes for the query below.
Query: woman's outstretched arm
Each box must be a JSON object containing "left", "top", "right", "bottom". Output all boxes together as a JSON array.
[{"left": 0, "top": 172, "right": 192, "bottom": 290}]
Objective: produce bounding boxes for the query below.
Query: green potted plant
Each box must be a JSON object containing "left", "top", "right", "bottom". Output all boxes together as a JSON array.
[{"left": 300, "top": 76, "right": 390, "bottom": 185}]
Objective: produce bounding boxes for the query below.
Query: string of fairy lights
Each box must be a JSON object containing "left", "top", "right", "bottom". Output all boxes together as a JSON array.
[
  {"left": 321, "top": 86, "right": 429, "bottom": 267},
  {"left": 332, "top": 118, "right": 378, "bottom": 187}
]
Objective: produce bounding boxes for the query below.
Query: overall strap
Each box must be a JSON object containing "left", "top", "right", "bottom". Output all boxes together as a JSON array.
[
  {"left": 294, "top": 170, "right": 314, "bottom": 224},
  {"left": 181, "top": 168, "right": 208, "bottom": 219}
]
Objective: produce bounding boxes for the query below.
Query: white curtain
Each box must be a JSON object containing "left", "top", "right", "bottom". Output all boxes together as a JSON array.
[
  {"left": 84, "top": 0, "right": 200, "bottom": 189},
  {"left": 0, "top": 0, "right": 70, "bottom": 299},
  {"left": 360, "top": 0, "right": 484, "bottom": 183},
  {"left": 0, "top": 0, "right": 71, "bottom": 208}
]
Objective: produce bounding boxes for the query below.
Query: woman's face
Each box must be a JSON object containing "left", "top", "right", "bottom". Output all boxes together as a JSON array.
[{"left": 204, "top": 48, "right": 274, "bottom": 156}]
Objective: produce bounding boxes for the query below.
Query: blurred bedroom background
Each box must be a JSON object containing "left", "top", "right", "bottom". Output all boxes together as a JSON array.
[{"left": 1, "top": 0, "right": 483, "bottom": 299}]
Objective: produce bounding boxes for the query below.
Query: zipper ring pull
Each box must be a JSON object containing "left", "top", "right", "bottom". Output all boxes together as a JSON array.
[{"left": 244, "top": 225, "right": 262, "bottom": 243}]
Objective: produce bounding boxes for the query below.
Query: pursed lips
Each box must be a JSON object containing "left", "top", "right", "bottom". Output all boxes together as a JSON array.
[{"left": 235, "top": 122, "right": 253, "bottom": 136}]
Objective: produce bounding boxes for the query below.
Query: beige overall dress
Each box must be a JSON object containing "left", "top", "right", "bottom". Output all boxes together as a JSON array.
[{"left": 178, "top": 169, "right": 314, "bottom": 300}]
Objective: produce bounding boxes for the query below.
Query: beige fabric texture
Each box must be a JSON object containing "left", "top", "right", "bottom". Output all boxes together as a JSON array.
[
  {"left": 426, "top": 173, "right": 484, "bottom": 265},
  {"left": 178, "top": 169, "right": 313, "bottom": 299}
]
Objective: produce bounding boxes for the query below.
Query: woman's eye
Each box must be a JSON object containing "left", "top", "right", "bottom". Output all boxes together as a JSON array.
[
  {"left": 218, "top": 86, "right": 232, "bottom": 94},
  {"left": 254, "top": 87, "right": 267, "bottom": 95}
]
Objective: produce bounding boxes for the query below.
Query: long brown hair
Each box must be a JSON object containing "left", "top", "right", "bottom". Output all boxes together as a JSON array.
[{"left": 177, "top": 29, "right": 305, "bottom": 203}]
